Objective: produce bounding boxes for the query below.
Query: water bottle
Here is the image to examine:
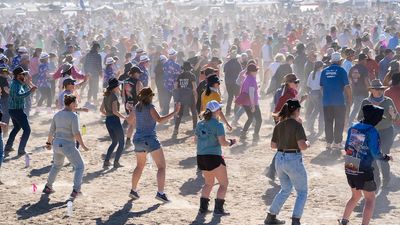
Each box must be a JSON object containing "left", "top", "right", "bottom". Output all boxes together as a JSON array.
[
  {"left": 25, "top": 154, "right": 30, "bottom": 168},
  {"left": 147, "top": 154, "right": 153, "bottom": 169},
  {"left": 81, "top": 125, "right": 87, "bottom": 135},
  {"left": 67, "top": 201, "right": 73, "bottom": 217}
]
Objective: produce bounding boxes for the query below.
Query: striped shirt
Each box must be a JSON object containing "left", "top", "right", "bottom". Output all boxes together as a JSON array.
[{"left": 8, "top": 79, "right": 31, "bottom": 109}]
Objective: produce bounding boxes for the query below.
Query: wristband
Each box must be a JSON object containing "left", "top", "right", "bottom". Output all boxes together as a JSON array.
[
  {"left": 383, "top": 154, "right": 391, "bottom": 161},
  {"left": 46, "top": 142, "right": 52, "bottom": 146}
]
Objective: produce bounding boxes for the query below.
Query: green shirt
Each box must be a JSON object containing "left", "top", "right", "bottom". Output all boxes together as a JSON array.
[
  {"left": 196, "top": 118, "right": 225, "bottom": 155},
  {"left": 358, "top": 96, "right": 399, "bottom": 130}
]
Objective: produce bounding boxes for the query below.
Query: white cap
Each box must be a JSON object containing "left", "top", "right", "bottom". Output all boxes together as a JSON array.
[
  {"left": 159, "top": 55, "right": 168, "bottom": 62},
  {"left": 105, "top": 57, "right": 116, "bottom": 65},
  {"left": 17, "top": 46, "right": 28, "bottom": 53},
  {"left": 168, "top": 48, "right": 177, "bottom": 56},
  {"left": 330, "top": 52, "right": 341, "bottom": 62},
  {"left": 206, "top": 100, "right": 223, "bottom": 112},
  {"left": 40, "top": 52, "right": 49, "bottom": 60},
  {"left": 0, "top": 54, "right": 8, "bottom": 61},
  {"left": 139, "top": 55, "right": 150, "bottom": 63},
  {"left": 136, "top": 48, "right": 144, "bottom": 54}
]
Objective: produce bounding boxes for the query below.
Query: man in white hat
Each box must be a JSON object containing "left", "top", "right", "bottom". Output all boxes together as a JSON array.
[
  {"left": 11, "top": 47, "right": 28, "bottom": 71},
  {"left": 138, "top": 55, "right": 150, "bottom": 87},
  {"left": 320, "top": 52, "right": 352, "bottom": 151},
  {"left": 161, "top": 49, "right": 181, "bottom": 115}
]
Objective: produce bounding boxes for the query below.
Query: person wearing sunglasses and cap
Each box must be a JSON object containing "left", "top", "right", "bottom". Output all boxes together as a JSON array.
[
  {"left": 264, "top": 99, "right": 310, "bottom": 225},
  {"left": 138, "top": 54, "right": 150, "bottom": 87},
  {"left": 100, "top": 78, "right": 127, "bottom": 168},
  {"left": 195, "top": 100, "right": 236, "bottom": 216},
  {"left": 161, "top": 48, "right": 181, "bottom": 116},
  {"left": 103, "top": 57, "right": 116, "bottom": 88},
  {"left": 339, "top": 105, "right": 393, "bottom": 225},
  {"left": 357, "top": 79, "right": 399, "bottom": 189},
  {"left": 4, "top": 66, "right": 37, "bottom": 157},
  {"left": 127, "top": 87, "right": 181, "bottom": 203}
]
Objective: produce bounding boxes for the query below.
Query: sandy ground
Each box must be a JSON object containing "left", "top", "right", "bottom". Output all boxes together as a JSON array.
[{"left": 0, "top": 95, "right": 399, "bottom": 225}]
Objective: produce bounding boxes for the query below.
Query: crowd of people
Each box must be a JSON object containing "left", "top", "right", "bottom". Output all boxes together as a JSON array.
[{"left": 0, "top": 2, "right": 400, "bottom": 225}]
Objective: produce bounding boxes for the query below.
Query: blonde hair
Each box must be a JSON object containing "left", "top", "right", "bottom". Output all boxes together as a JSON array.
[{"left": 275, "top": 53, "right": 285, "bottom": 63}]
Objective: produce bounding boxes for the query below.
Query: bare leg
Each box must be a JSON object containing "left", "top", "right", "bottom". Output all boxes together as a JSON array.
[
  {"left": 151, "top": 149, "right": 166, "bottom": 193},
  {"left": 342, "top": 188, "right": 362, "bottom": 220},
  {"left": 362, "top": 190, "right": 376, "bottom": 225},
  {"left": 201, "top": 170, "right": 215, "bottom": 199},
  {"left": 214, "top": 165, "right": 229, "bottom": 199},
  {"left": 131, "top": 152, "right": 146, "bottom": 190}
]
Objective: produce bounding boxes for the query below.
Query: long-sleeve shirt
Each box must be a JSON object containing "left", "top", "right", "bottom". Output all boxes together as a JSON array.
[
  {"left": 36, "top": 63, "right": 50, "bottom": 88},
  {"left": 83, "top": 51, "right": 102, "bottom": 75},
  {"left": 53, "top": 65, "right": 85, "bottom": 80},
  {"left": 49, "top": 110, "right": 80, "bottom": 142},
  {"left": 8, "top": 79, "right": 31, "bottom": 109},
  {"left": 10, "top": 55, "right": 22, "bottom": 71},
  {"left": 139, "top": 64, "right": 149, "bottom": 87}
]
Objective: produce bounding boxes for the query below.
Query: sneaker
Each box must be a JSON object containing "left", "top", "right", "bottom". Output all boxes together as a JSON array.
[
  {"left": 155, "top": 192, "right": 170, "bottom": 203},
  {"left": 240, "top": 132, "right": 247, "bottom": 140},
  {"left": 129, "top": 190, "right": 140, "bottom": 200},
  {"left": 125, "top": 140, "right": 132, "bottom": 149},
  {"left": 337, "top": 219, "right": 349, "bottom": 225},
  {"left": 326, "top": 143, "right": 332, "bottom": 149},
  {"left": 173, "top": 129, "right": 178, "bottom": 135},
  {"left": 332, "top": 142, "right": 343, "bottom": 150},
  {"left": 113, "top": 161, "right": 123, "bottom": 168},
  {"left": 253, "top": 133, "right": 260, "bottom": 141},
  {"left": 103, "top": 160, "right": 111, "bottom": 168},
  {"left": 42, "top": 185, "right": 55, "bottom": 194},
  {"left": 70, "top": 190, "right": 82, "bottom": 199}
]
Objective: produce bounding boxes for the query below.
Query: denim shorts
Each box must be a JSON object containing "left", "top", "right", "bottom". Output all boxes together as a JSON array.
[{"left": 134, "top": 137, "right": 161, "bottom": 153}]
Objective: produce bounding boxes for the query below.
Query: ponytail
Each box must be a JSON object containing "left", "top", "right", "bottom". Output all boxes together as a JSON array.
[
  {"left": 278, "top": 104, "right": 290, "bottom": 121},
  {"left": 205, "top": 84, "right": 212, "bottom": 96},
  {"left": 200, "top": 109, "right": 213, "bottom": 121},
  {"left": 277, "top": 102, "right": 298, "bottom": 121}
]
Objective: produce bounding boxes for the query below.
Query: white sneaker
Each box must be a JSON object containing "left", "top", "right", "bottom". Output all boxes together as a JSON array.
[
  {"left": 326, "top": 143, "right": 332, "bottom": 149},
  {"left": 332, "top": 143, "right": 343, "bottom": 150}
]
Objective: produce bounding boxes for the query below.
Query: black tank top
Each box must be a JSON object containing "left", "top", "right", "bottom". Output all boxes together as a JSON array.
[{"left": 124, "top": 77, "right": 139, "bottom": 105}]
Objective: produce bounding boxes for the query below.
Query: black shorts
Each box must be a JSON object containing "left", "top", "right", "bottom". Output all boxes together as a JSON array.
[
  {"left": 197, "top": 155, "right": 226, "bottom": 171},
  {"left": 346, "top": 170, "right": 376, "bottom": 192}
]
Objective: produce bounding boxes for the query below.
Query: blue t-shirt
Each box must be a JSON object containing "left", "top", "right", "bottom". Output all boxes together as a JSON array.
[
  {"left": 196, "top": 118, "right": 225, "bottom": 155},
  {"left": 345, "top": 122, "right": 383, "bottom": 174},
  {"left": 134, "top": 103, "right": 157, "bottom": 140},
  {"left": 320, "top": 64, "right": 349, "bottom": 106}
]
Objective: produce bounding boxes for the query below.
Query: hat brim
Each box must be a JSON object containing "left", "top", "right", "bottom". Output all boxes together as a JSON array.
[
  {"left": 208, "top": 103, "right": 224, "bottom": 112},
  {"left": 368, "top": 86, "right": 388, "bottom": 90}
]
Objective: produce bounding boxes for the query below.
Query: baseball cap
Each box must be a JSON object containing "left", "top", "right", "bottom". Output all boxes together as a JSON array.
[
  {"left": 330, "top": 52, "right": 341, "bottom": 62},
  {"left": 287, "top": 99, "right": 301, "bottom": 111},
  {"left": 206, "top": 100, "right": 223, "bottom": 112},
  {"left": 130, "top": 65, "right": 143, "bottom": 74},
  {"left": 63, "top": 78, "right": 76, "bottom": 87}
]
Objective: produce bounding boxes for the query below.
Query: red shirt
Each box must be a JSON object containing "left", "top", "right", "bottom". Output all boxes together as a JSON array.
[
  {"left": 365, "top": 59, "right": 379, "bottom": 81},
  {"left": 385, "top": 86, "right": 400, "bottom": 125},
  {"left": 274, "top": 87, "right": 298, "bottom": 113}
]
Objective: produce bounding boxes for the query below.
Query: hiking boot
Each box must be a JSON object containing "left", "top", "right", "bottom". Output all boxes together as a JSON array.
[
  {"left": 173, "top": 129, "right": 179, "bottom": 135},
  {"left": 264, "top": 213, "right": 285, "bottom": 224},
  {"left": 213, "top": 199, "right": 230, "bottom": 216},
  {"left": 113, "top": 161, "right": 123, "bottom": 168},
  {"left": 42, "top": 185, "right": 55, "bottom": 194},
  {"left": 326, "top": 142, "right": 332, "bottom": 150},
  {"left": 155, "top": 192, "right": 170, "bottom": 203},
  {"left": 199, "top": 197, "right": 211, "bottom": 214},
  {"left": 103, "top": 160, "right": 111, "bottom": 168},
  {"left": 337, "top": 219, "right": 349, "bottom": 225},
  {"left": 129, "top": 190, "right": 140, "bottom": 200},
  {"left": 291, "top": 217, "right": 301, "bottom": 225}
]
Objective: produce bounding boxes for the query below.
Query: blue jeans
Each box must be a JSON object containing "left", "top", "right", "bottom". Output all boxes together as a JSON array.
[
  {"left": 105, "top": 116, "right": 125, "bottom": 162},
  {"left": 0, "top": 97, "right": 10, "bottom": 124},
  {"left": 269, "top": 152, "right": 308, "bottom": 218},
  {"left": 47, "top": 139, "right": 85, "bottom": 192},
  {"left": 6, "top": 109, "right": 31, "bottom": 154},
  {"left": 348, "top": 95, "right": 366, "bottom": 127}
]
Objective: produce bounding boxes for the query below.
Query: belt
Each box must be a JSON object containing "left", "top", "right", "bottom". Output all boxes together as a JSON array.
[{"left": 277, "top": 149, "right": 301, "bottom": 153}]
